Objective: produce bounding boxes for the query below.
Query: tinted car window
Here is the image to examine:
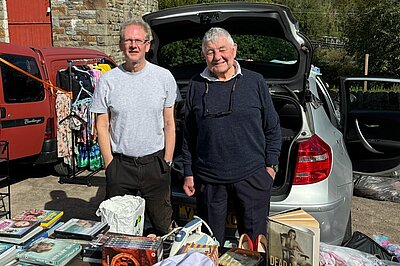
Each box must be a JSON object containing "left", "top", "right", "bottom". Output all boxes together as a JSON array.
[
  {"left": 345, "top": 80, "right": 400, "bottom": 112},
  {"left": 159, "top": 35, "right": 298, "bottom": 80},
  {"left": 0, "top": 54, "right": 44, "bottom": 103},
  {"left": 316, "top": 76, "right": 340, "bottom": 127}
]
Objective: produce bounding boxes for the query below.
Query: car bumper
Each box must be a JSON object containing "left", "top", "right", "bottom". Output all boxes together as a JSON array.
[{"left": 271, "top": 184, "right": 353, "bottom": 245}]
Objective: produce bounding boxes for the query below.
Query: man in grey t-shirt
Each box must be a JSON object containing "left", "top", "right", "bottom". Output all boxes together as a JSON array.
[{"left": 91, "top": 19, "right": 177, "bottom": 236}]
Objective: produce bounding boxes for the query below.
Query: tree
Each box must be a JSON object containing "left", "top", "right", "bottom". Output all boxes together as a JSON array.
[
  {"left": 343, "top": 0, "right": 400, "bottom": 77},
  {"left": 274, "top": 0, "right": 328, "bottom": 39},
  {"left": 313, "top": 48, "right": 358, "bottom": 87}
]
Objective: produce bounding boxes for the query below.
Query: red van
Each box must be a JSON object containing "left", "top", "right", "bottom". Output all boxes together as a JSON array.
[{"left": 0, "top": 42, "right": 115, "bottom": 173}]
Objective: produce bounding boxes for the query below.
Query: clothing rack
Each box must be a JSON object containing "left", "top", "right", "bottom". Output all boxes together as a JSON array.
[{"left": 58, "top": 59, "right": 104, "bottom": 186}]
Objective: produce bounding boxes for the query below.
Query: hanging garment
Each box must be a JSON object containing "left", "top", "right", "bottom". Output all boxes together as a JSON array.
[{"left": 55, "top": 91, "right": 73, "bottom": 166}]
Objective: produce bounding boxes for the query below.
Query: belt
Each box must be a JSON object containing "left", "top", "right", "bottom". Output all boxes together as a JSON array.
[{"left": 113, "top": 150, "right": 163, "bottom": 165}]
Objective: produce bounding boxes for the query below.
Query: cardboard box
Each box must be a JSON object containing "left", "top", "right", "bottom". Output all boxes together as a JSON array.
[
  {"left": 102, "top": 235, "right": 162, "bottom": 266},
  {"left": 178, "top": 243, "right": 219, "bottom": 266}
]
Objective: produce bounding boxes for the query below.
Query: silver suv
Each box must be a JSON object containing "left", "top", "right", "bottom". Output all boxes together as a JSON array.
[{"left": 143, "top": 3, "right": 400, "bottom": 245}]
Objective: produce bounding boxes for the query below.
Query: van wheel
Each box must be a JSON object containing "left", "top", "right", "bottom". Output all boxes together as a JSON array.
[
  {"left": 341, "top": 212, "right": 352, "bottom": 245},
  {"left": 54, "top": 161, "right": 74, "bottom": 176}
]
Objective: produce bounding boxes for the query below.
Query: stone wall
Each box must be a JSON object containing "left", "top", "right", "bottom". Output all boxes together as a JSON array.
[
  {"left": 0, "top": 0, "right": 9, "bottom": 43},
  {"left": 51, "top": 0, "right": 158, "bottom": 63}
]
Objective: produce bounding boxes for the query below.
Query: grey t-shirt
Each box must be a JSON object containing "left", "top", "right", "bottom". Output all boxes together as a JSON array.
[{"left": 91, "top": 62, "right": 178, "bottom": 157}]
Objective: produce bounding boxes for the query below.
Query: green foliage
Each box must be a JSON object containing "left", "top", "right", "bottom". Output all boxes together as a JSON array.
[
  {"left": 343, "top": 0, "right": 400, "bottom": 77},
  {"left": 160, "top": 38, "right": 203, "bottom": 67},
  {"left": 159, "top": 35, "right": 297, "bottom": 69},
  {"left": 235, "top": 36, "right": 297, "bottom": 62},
  {"left": 313, "top": 48, "right": 359, "bottom": 86},
  {"left": 273, "top": 0, "right": 329, "bottom": 39}
]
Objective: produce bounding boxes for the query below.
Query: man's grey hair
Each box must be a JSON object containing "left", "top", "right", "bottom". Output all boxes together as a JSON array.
[
  {"left": 202, "top": 27, "right": 235, "bottom": 52},
  {"left": 119, "top": 19, "right": 153, "bottom": 43}
]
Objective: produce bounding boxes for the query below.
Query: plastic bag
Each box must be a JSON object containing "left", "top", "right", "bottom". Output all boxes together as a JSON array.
[
  {"left": 353, "top": 174, "right": 400, "bottom": 203},
  {"left": 320, "top": 242, "right": 400, "bottom": 266},
  {"left": 344, "top": 231, "right": 398, "bottom": 262},
  {"left": 96, "top": 195, "right": 145, "bottom": 236}
]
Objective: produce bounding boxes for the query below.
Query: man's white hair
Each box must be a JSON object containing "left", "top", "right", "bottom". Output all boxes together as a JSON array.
[{"left": 202, "top": 27, "right": 235, "bottom": 52}]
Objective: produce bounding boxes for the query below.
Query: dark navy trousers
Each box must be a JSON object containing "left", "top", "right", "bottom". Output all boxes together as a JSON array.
[{"left": 195, "top": 167, "right": 274, "bottom": 244}]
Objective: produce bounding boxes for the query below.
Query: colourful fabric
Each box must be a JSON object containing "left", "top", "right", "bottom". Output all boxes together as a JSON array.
[{"left": 56, "top": 91, "right": 72, "bottom": 165}]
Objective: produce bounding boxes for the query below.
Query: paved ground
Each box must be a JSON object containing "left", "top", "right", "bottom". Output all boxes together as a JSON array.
[{"left": 2, "top": 164, "right": 400, "bottom": 245}]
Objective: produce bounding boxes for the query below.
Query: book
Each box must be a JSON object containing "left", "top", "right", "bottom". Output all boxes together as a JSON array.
[
  {"left": 102, "top": 235, "right": 163, "bottom": 266},
  {"left": 18, "top": 222, "right": 65, "bottom": 249},
  {"left": 0, "top": 243, "right": 18, "bottom": 264},
  {"left": 0, "top": 219, "right": 40, "bottom": 238},
  {"left": 177, "top": 243, "right": 219, "bottom": 266},
  {"left": 219, "top": 248, "right": 262, "bottom": 266},
  {"left": 13, "top": 209, "right": 64, "bottom": 228},
  {"left": 0, "top": 226, "right": 44, "bottom": 245},
  {"left": 82, "top": 232, "right": 120, "bottom": 264},
  {"left": 16, "top": 237, "right": 82, "bottom": 266},
  {"left": 54, "top": 218, "right": 109, "bottom": 240},
  {"left": 0, "top": 243, "right": 16, "bottom": 258},
  {"left": 5, "top": 260, "right": 37, "bottom": 266},
  {"left": 268, "top": 209, "right": 320, "bottom": 266}
]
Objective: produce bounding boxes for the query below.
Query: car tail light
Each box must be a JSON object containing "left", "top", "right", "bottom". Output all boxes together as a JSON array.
[
  {"left": 44, "top": 118, "right": 55, "bottom": 139},
  {"left": 293, "top": 134, "right": 332, "bottom": 185}
]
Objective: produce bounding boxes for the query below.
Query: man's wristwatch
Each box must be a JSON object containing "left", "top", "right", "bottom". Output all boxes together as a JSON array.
[
  {"left": 267, "top": 165, "right": 279, "bottom": 172},
  {"left": 165, "top": 160, "right": 173, "bottom": 167}
]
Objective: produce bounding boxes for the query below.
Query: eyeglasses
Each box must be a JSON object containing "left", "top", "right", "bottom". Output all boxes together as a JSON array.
[
  {"left": 204, "top": 77, "right": 238, "bottom": 117},
  {"left": 123, "top": 39, "right": 149, "bottom": 45}
]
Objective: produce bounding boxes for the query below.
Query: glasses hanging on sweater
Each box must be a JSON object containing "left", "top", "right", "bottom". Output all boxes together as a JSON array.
[{"left": 204, "top": 77, "right": 238, "bottom": 118}]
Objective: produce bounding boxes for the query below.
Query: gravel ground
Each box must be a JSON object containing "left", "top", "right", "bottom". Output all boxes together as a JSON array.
[{"left": 351, "top": 195, "right": 400, "bottom": 243}]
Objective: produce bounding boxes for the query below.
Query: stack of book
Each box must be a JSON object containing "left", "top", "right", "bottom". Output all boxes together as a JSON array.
[
  {"left": 0, "top": 219, "right": 43, "bottom": 246},
  {"left": 54, "top": 218, "right": 109, "bottom": 242},
  {"left": 16, "top": 237, "right": 82, "bottom": 266},
  {"left": 13, "top": 209, "right": 64, "bottom": 229},
  {"left": 102, "top": 235, "right": 163, "bottom": 266},
  {"left": 0, "top": 243, "right": 18, "bottom": 265},
  {"left": 82, "top": 232, "right": 120, "bottom": 264}
]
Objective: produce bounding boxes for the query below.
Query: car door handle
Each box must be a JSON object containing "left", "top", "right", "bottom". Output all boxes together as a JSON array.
[
  {"left": 355, "top": 119, "right": 384, "bottom": 154},
  {"left": 364, "top": 124, "right": 380, "bottom": 128},
  {"left": 0, "top": 107, "right": 5, "bottom": 119}
]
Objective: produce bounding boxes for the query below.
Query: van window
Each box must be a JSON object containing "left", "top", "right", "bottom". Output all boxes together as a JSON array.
[{"left": 0, "top": 54, "right": 44, "bottom": 103}]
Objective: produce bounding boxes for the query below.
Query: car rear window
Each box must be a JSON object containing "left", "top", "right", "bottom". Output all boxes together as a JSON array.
[{"left": 158, "top": 35, "right": 299, "bottom": 80}]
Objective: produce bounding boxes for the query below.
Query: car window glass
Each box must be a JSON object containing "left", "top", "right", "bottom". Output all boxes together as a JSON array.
[
  {"left": 345, "top": 80, "right": 400, "bottom": 112},
  {"left": 316, "top": 77, "right": 340, "bottom": 126},
  {"left": 316, "top": 80, "right": 332, "bottom": 119},
  {"left": 159, "top": 35, "right": 298, "bottom": 80},
  {"left": 0, "top": 54, "right": 44, "bottom": 103}
]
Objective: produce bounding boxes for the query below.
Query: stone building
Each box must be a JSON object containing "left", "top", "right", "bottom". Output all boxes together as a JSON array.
[{"left": 0, "top": 0, "right": 158, "bottom": 63}]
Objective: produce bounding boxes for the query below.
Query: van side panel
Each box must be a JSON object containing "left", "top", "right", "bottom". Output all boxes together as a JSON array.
[{"left": 0, "top": 45, "right": 51, "bottom": 161}]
